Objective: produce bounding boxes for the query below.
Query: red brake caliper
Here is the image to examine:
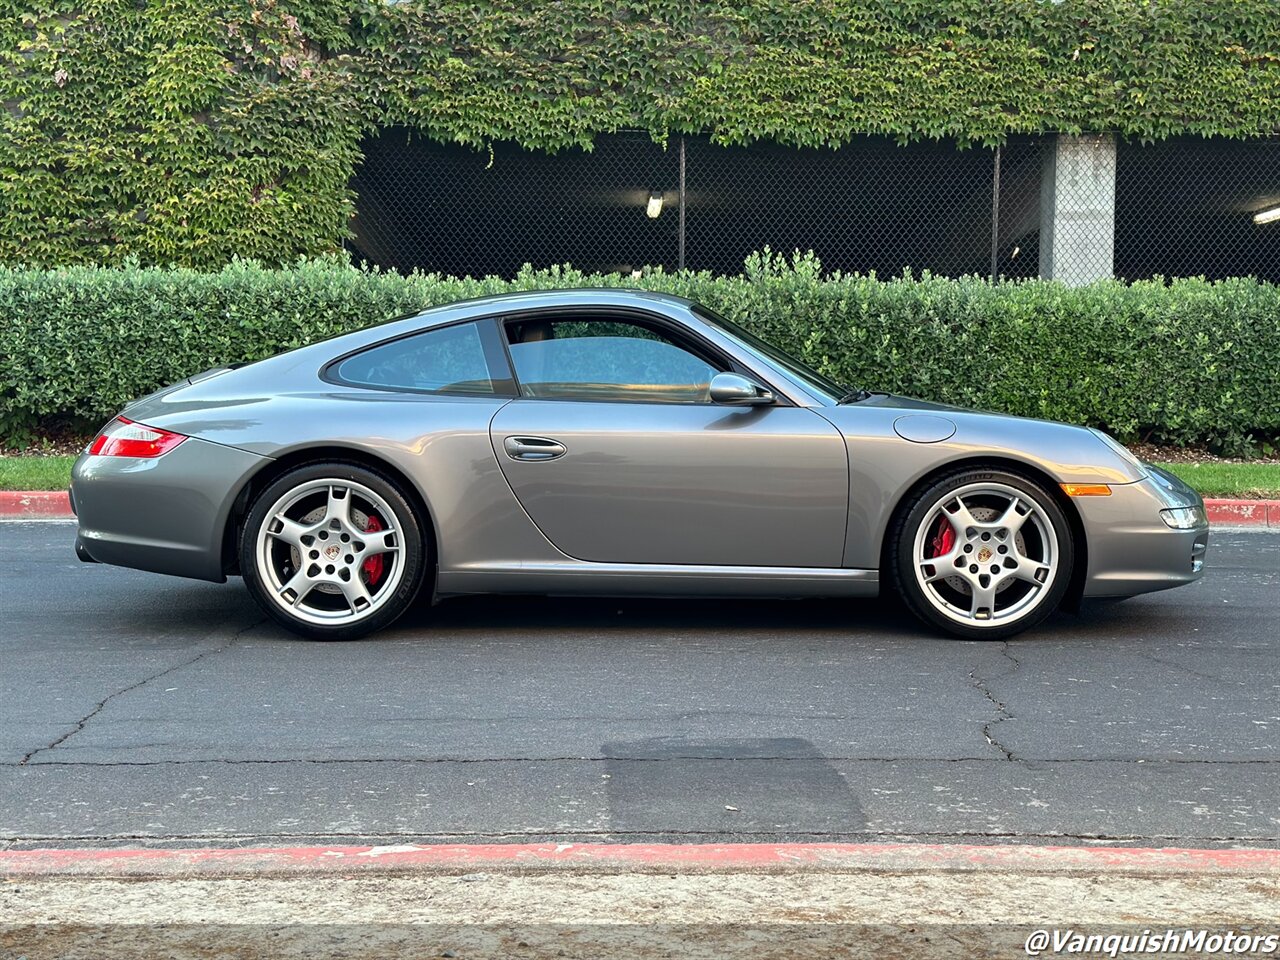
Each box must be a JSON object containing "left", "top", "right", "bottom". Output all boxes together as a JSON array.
[
  {"left": 929, "top": 516, "right": 956, "bottom": 558},
  {"left": 362, "top": 515, "right": 385, "bottom": 586}
]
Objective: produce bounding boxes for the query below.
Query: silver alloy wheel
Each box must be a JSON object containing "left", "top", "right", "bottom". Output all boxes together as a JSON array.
[
  {"left": 911, "top": 481, "right": 1059, "bottom": 627},
  {"left": 254, "top": 478, "right": 406, "bottom": 626}
]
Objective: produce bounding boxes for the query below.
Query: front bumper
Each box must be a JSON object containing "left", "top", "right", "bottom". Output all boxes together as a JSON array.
[
  {"left": 71, "top": 437, "right": 271, "bottom": 583},
  {"left": 1078, "top": 466, "right": 1209, "bottom": 598}
]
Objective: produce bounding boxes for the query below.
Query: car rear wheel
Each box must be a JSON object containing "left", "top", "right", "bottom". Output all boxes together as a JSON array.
[
  {"left": 241, "top": 463, "right": 427, "bottom": 640},
  {"left": 890, "top": 469, "right": 1074, "bottom": 640}
]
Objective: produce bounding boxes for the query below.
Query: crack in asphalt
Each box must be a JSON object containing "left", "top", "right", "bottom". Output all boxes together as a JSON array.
[
  {"left": 3, "top": 829, "right": 1277, "bottom": 846},
  {"left": 21, "top": 710, "right": 944, "bottom": 726},
  {"left": 968, "top": 641, "right": 1019, "bottom": 761},
  {"left": 17, "top": 618, "right": 267, "bottom": 766},
  {"left": 1134, "top": 650, "right": 1240, "bottom": 685},
  {"left": 12, "top": 755, "right": 1275, "bottom": 768}
]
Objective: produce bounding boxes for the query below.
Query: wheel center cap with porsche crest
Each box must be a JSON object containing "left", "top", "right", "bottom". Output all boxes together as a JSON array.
[
  {"left": 324, "top": 544, "right": 341, "bottom": 561},
  {"left": 977, "top": 547, "right": 993, "bottom": 563}
]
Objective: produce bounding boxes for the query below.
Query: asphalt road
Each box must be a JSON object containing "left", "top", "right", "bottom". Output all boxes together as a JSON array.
[{"left": 1, "top": 521, "right": 1277, "bottom": 848}]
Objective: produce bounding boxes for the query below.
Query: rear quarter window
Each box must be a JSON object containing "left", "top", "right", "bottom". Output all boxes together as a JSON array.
[{"left": 332, "top": 322, "right": 497, "bottom": 395}]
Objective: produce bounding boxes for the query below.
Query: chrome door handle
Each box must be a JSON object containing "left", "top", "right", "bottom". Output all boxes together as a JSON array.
[{"left": 503, "top": 436, "right": 567, "bottom": 461}]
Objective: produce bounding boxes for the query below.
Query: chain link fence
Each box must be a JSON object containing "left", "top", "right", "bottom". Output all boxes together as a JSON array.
[
  {"left": 350, "top": 131, "right": 677, "bottom": 277},
  {"left": 350, "top": 130, "right": 1280, "bottom": 283},
  {"left": 1117, "top": 136, "right": 1280, "bottom": 282}
]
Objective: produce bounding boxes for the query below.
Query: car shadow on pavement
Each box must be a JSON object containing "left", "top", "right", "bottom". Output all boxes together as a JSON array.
[
  {"left": 391, "top": 593, "right": 1151, "bottom": 644},
  {"left": 1067, "top": 596, "right": 1212, "bottom": 639},
  {"left": 403, "top": 594, "right": 922, "bottom": 635},
  {"left": 600, "top": 736, "right": 867, "bottom": 836},
  {"left": 167, "top": 578, "right": 1199, "bottom": 646}
]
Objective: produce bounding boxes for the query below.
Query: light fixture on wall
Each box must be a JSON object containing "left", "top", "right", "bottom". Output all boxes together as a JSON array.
[
  {"left": 1253, "top": 205, "right": 1280, "bottom": 225},
  {"left": 646, "top": 191, "right": 664, "bottom": 219}
]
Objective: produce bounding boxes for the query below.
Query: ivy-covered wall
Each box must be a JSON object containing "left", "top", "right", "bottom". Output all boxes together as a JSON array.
[{"left": 5, "top": 0, "right": 1280, "bottom": 268}]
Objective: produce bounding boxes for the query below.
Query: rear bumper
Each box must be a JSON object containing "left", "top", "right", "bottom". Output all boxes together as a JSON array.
[
  {"left": 1078, "top": 466, "right": 1209, "bottom": 598},
  {"left": 71, "top": 438, "right": 270, "bottom": 583}
]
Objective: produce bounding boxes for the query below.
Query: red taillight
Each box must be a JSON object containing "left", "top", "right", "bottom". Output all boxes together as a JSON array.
[{"left": 88, "top": 417, "right": 188, "bottom": 458}]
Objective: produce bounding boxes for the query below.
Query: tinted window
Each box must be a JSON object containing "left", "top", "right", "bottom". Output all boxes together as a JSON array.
[
  {"left": 505, "top": 318, "right": 721, "bottom": 402},
  {"left": 335, "top": 322, "right": 497, "bottom": 395}
]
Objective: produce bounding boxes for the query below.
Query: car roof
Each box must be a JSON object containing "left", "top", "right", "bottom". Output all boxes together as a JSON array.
[
  {"left": 225, "top": 284, "right": 837, "bottom": 409},
  {"left": 415, "top": 287, "right": 697, "bottom": 317},
  {"left": 256, "top": 288, "right": 703, "bottom": 374}
]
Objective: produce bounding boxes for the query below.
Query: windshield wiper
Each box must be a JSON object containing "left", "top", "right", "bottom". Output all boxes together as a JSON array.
[{"left": 838, "top": 388, "right": 872, "bottom": 404}]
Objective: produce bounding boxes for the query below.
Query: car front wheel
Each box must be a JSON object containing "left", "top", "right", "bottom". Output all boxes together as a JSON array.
[
  {"left": 241, "top": 463, "right": 427, "bottom": 640},
  {"left": 891, "top": 469, "right": 1074, "bottom": 640}
]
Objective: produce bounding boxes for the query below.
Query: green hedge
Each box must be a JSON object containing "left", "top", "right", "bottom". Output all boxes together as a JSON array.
[
  {"left": 2, "top": 253, "right": 1278, "bottom": 454},
  {"left": 8, "top": 0, "right": 1280, "bottom": 267}
]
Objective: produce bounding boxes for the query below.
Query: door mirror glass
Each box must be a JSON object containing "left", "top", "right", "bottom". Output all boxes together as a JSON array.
[{"left": 709, "top": 372, "right": 775, "bottom": 406}]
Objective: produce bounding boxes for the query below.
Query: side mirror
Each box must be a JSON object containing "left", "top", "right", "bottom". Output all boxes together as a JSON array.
[{"left": 709, "top": 372, "right": 775, "bottom": 406}]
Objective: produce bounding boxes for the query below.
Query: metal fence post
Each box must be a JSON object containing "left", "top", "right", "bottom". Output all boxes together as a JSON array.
[
  {"left": 990, "top": 145, "right": 1001, "bottom": 281},
  {"left": 678, "top": 136, "right": 687, "bottom": 271}
]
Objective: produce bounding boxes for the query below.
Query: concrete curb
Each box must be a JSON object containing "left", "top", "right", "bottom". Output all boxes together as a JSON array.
[
  {"left": 4, "top": 491, "right": 1280, "bottom": 527},
  {"left": 3, "top": 842, "right": 1280, "bottom": 879}
]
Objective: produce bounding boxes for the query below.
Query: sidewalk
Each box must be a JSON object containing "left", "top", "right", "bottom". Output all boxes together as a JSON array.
[{"left": 3, "top": 843, "right": 1278, "bottom": 959}]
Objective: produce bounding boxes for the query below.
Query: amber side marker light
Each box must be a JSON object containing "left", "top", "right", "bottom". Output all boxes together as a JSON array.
[{"left": 1060, "top": 483, "right": 1113, "bottom": 497}]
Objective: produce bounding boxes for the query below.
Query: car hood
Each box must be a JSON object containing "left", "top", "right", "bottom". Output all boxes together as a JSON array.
[
  {"left": 860, "top": 392, "right": 1082, "bottom": 430},
  {"left": 859, "top": 392, "right": 972, "bottom": 414}
]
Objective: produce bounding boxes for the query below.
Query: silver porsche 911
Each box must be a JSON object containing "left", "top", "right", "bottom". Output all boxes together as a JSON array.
[{"left": 70, "top": 289, "right": 1209, "bottom": 641}]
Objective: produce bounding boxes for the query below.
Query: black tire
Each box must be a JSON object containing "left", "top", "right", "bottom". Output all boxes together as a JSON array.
[
  {"left": 240, "top": 462, "right": 428, "bottom": 640},
  {"left": 888, "top": 467, "right": 1075, "bottom": 641}
]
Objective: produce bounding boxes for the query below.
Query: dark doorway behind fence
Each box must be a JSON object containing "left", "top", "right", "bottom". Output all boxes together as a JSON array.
[{"left": 350, "top": 131, "right": 1280, "bottom": 283}]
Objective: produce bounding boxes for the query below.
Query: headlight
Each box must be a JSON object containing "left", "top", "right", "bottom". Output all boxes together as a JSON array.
[
  {"left": 1160, "top": 506, "right": 1207, "bottom": 529},
  {"left": 1089, "top": 428, "right": 1146, "bottom": 473}
]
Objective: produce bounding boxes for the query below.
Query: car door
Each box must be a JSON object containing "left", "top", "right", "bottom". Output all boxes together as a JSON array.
[{"left": 488, "top": 312, "right": 849, "bottom": 567}]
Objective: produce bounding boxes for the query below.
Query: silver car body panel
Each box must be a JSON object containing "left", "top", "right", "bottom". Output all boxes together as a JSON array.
[
  {"left": 437, "top": 561, "right": 878, "bottom": 598},
  {"left": 1073, "top": 468, "right": 1209, "bottom": 597},
  {"left": 70, "top": 289, "right": 1207, "bottom": 603},
  {"left": 489, "top": 400, "right": 848, "bottom": 566},
  {"left": 810, "top": 400, "right": 1147, "bottom": 570},
  {"left": 72, "top": 436, "right": 270, "bottom": 582}
]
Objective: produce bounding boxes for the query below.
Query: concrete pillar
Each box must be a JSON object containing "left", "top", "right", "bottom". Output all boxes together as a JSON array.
[{"left": 1039, "top": 134, "right": 1116, "bottom": 284}]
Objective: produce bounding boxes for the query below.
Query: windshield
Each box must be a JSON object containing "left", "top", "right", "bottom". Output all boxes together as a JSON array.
[{"left": 691, "top": 305, "right": 847, "bottom": 404}]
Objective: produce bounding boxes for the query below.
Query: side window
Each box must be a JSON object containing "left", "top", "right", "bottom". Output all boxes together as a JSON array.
[
  {"left": 333, "top": 322, "right": 498, "bottom": 395},
  {"left": 504, "top": 317, "right": 722, "bottom": 403}
]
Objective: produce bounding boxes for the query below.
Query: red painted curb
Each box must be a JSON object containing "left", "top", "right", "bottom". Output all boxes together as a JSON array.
[
  {"left": 0, "top": 490, "right": 71, "bottom": 518},
  {"left": 2, "top": 842, "right": 1279, "bottom": 879},
  {"left": 1269, "top": 501, "right": 1280, "bottom": 528},
  {"left": 1205, "top": 498, "right": 1274, "bottom": 527},
  {"left": 3, "top": 492, "right": 1279, "bottom": 527}
]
